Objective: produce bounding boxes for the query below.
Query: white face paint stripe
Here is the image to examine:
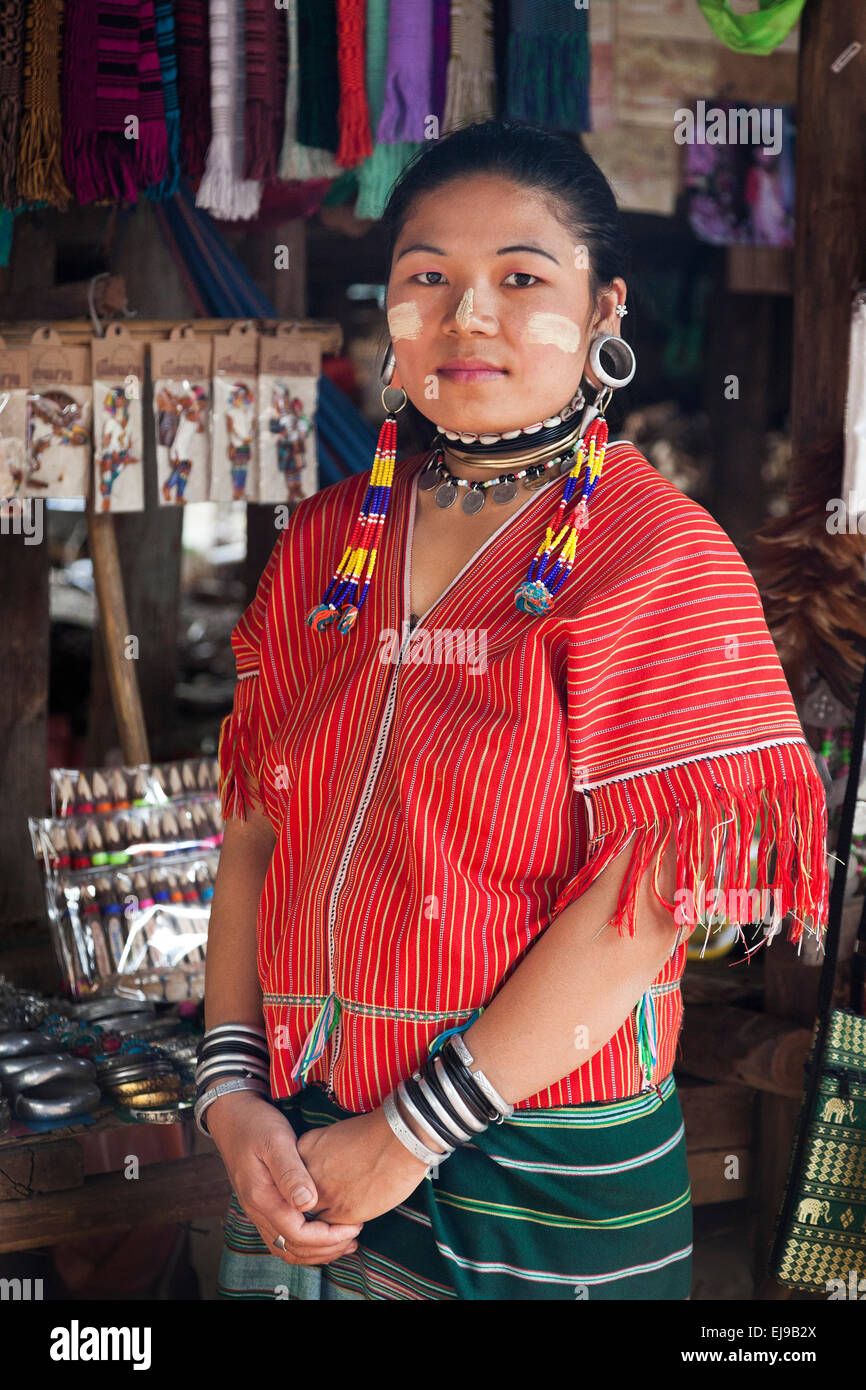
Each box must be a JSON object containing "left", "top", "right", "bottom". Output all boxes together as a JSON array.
[
  {"left": 455, "top": 288, "right": 474, "bottom": 331},
  {"left": 387, "top": 301, "right": 423, "bottom": 340},
  {"left": 525, "top": 313, "right": 582, "bottom": 354}
]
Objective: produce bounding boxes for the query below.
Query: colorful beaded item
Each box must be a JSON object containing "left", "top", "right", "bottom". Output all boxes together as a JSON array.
[
  {"left": 305, "top": 411, "right": 399, "bottom": 635},
  {"left": 514, "top": 413, "right": 608, "bottom": 618}
]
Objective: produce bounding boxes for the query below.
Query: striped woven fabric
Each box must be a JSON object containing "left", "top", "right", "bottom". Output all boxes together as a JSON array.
[
  {"left": 218, "top": 442, "right": 830, "bottom": 1115},
  {"left": 216, "top": 1077, "right": 693, "bottom": 1300}
]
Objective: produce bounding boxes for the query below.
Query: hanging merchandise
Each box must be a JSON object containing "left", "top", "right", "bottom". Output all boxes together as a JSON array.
[
  {"left": 505, "top": 0, "right": 590, "bottom": 131},
  {"left": 174, "top": 0, "right": 212, "bottom": 184},
  {"left": 278, "top": 0, "right": 341, "bottom": 180},
  {"left": 257, "top": 326, "right": 320, "bottom": 504},
  {"left": 354, "top": 0, "right": 421, "bottom": 220},
  {"left": 334, "top": 0, "right": 373, "bottom": 167},
  {"left": 695, "top": 0, "right": 806, "bottom": 56},
  {"left": 0, "top": 1, "right": 26, "bottom": 206},
  {"left": 377, "top": 0, "right": 435, "bottom": 143},
  {"left": 195, "top": 0, "right": 262, "bottom": 221},
  {"left": 16, "top": 0, "right": 71, "bottom": 206},
  {"left": 441, "top": 0, "right": 496, "bottom": 135},
  {"left": 91, "top": 323, "right": 145, "bottom": 513},
  {"left": 841, "top": 287, "right": 866, "bottom": 525},
  {"left": 211, "top": 320, "right": 259, "bottom": 502},
  {"left": 25, "top": 329, "right": 91, "bottom": 500},
  {"left": 152, "top": 325, "right": 212, "bottom": 506},
  {"left": 0, "top": 336, "right": 30, "bottom": 498},
  {"left": 60, "top": 0, "right": 169, "bottom": 205},
  {"left": 242, "top": 0, "right": 288, "bottom": 180}
]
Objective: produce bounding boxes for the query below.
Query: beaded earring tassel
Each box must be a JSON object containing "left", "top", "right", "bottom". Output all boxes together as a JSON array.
[
  {"left": 514, "top": 414, "right": 608, "bottom": 617},
  {"left": 306, "top": 413, "right": 398, "bottom": 635}
]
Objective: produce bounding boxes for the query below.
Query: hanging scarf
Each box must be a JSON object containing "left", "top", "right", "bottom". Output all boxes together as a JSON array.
[
  {"left": 442, "top": 0, "right": 496, "bottom": 135},
  {"left": 17, "top": 0, "right": 70, "bottom": 206},
  {"left": 196, "top": 0, "right": 261, "bottom": 221},
  {"left": 431, "top": 0, "right": 451, "bottom": 122},
  {"left": 504, "top": 0, "right": 589, "bottom": 131},
  {"left": 296, "top": 0, "right": 340, "bottom": 154},
  {"left": 0, "top": 0, "right": 25, "bottom": 204},
  {"left": 174, "top": 0, "right": 211, "bottom": 184},
  {"left": 376, "top": 0, "right": 434, "bottom": 143},
  {"left": 278, "top": 0, "right": 340, "bottom": 180},
  {"left": 335, "top": 0, "right": 372, "bottom": 167},
  {"left": 148, "top": 0, "right": 182, "bottom": 198},
  {"left": 61, "top": 0, "right": 169, "bottom": 204},
  {"left": 696, "top": 0, "right": 806, "bottom": 56},
  {"left": 354, "top": 0, "right": 419, "bottom": 220},
  {"left": 243, "top": 0, "right": 287, "bottom": 180}
]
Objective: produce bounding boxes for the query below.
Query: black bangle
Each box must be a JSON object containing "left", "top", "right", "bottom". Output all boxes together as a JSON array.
[
  {"left": 197, "top": 1038, "right": 269, "bottom": 1063},
  {"left": 438, "top": 1044, "right": 499, "bottom": 1123},
  {"left": 420, "top": 1052, "right": 479, "bottom": 1132},
  {"left": 402, "top": 1074, "right": 464, "bottom": 1150}
]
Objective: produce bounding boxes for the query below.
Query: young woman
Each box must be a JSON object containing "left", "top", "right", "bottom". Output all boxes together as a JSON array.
[{"left": 203, "top": 122, "right": 829, "bottom": 1301}]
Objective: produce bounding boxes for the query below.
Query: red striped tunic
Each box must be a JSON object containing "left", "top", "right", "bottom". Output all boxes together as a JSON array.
[{"left": 218, "top": 442, "right": 829, "bottom": 1113}]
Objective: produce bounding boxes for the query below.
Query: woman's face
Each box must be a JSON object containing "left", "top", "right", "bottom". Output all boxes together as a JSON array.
[{"left": 386, "top": 173, "right": 627, "bottom": 435}]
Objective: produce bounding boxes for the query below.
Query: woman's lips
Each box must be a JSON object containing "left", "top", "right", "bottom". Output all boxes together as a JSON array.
[{"left": 437, "top": 363, "right": 506, "bottom": 383}]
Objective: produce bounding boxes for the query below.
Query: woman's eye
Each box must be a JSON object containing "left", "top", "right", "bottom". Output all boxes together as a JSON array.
[
  {"left": 503, "top": 272, "right": 541, "bottom": 288},
  {"left": 412, "top": 270, "right": 447, "bottom": 286}
]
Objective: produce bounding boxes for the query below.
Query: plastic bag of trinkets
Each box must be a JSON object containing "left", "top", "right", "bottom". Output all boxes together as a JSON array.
[
  {"left": 49, "top": 757, "right": 220, "bottom": 818},
  {"left": 44, "top": 853, "right": 217, "bottom": 1000},
  {"left": 30, "top": 797, "right": 224, "bottom": 876}
]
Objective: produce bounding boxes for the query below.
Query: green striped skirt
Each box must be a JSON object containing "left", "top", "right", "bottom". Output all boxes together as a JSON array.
[{"left": 216, "top": 1072, "right": 692, "bottom": 1301}]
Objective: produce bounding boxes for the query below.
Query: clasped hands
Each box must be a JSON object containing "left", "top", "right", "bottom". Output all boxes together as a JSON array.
[{"left": 296, "top": 1104, "right": 432, "bottom": 1227}]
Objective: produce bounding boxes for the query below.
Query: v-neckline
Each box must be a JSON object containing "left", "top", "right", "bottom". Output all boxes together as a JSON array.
[{"left": 400, "top": 457, "right": 571, "bottom": 632}]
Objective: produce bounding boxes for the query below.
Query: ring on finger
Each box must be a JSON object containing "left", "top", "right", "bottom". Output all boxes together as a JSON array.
[{"left": 273, "top": 1233, "right": 287, "bottom": 1251}]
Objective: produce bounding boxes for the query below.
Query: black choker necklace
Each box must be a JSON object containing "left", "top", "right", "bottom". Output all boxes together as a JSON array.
[
  {"left": 419, "top": 421, "right": 586, "bottom": 514},
  {"left": 433, "top": 386, "right": 589, "bottom": 458}
]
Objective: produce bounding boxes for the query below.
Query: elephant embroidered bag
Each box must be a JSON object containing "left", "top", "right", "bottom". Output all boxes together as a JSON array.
[{"left": 769, "top": 654, "right": 866, "bottom": 1292}]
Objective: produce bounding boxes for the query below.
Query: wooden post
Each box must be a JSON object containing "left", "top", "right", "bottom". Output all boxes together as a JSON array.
[
  {"left": 87, "top": 513, "right": 150, "bottom": 765},
  {"left": 789, "top": 0, "right": 866, "bottom": 474}
]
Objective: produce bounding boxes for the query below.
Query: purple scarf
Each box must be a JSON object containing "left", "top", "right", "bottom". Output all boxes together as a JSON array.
[{"left": 376, "top": 0, "right": 434, "bottom": 143}]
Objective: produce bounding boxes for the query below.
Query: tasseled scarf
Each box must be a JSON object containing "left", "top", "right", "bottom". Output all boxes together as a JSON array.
[
  {"left": 376, "top": 0, "right": 434, "bottom": 143},
  {"left": 0, "top": 0, "right": 25, "bottom": 205},
  {"left": 442, "top": 0, "right": 496, "bottom": 135},
  {"left": 149, "top": 0, "right": 182, "bottom": 198},
  {"left": 278, "top": 0, "right": 340, "bottom": 180},
  {"left": 61, "top": 0, "right": 169, "bottom": 204},
  {"left": 17, "top": 0, "right": 70, "bottom": 206},
  {"left": 505, "top": 0, "right": 590, "bottom": 131},
  {"left": 242, "top": 0, "right": 287, "bottom": 181},
  {"left": 335, "top": 0, "right": 372, "bottom": 167},
  {"left": 354, "top": 0, "right": 419, "bottom": 220},
  {"left": 174, "top": 0, "right": 211, "bottom": 184},
  {"left": 196, "top": 0, "right": 261, "bottom": 220}
]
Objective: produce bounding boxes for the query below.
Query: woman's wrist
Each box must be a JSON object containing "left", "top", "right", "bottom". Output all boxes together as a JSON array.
[
  {"left": 204, "top": 1086, "right": 274, "bottom": 1142},
  {"left": 373, "top": 1099, "right": 439, "bottom": 1175}
]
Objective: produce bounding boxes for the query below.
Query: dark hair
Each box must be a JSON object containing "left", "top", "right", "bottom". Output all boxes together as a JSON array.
[{"left": 381, "top": 120, "right": 630, "bottom": 306}]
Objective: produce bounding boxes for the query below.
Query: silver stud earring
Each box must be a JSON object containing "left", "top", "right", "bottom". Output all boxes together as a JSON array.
[{"left": 614, "top": 303, "right": 628, "bottom": 318}]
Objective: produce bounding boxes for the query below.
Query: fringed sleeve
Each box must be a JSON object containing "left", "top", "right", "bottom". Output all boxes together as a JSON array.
[
  {"left": 552, "top": 476, "right": 830, "bottom": 955},
  {"left": 218, "top": 530, "right": 287, "bottom": 822}
]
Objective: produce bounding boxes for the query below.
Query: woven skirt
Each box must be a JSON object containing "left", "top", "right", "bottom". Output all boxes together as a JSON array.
[{"left": 216, "top": 1071, "right": 693, "bottom": 1301}]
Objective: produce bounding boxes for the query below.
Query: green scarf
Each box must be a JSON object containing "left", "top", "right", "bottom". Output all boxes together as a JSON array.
[{"left": 695, "top": 0, "right": 806, "bottom": 56}]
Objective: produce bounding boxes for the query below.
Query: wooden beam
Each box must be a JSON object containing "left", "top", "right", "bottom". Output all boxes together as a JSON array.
[
  {"left": 789, "top": 0, "right": 866, "bottom": 474},
  {"left": 0, "top": 318, "right": 342, "bottom": 354}
]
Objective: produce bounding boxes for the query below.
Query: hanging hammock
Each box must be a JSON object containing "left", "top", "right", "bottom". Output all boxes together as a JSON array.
[{"left": 155, "top": 179, "right": 378, "bottom": 485}]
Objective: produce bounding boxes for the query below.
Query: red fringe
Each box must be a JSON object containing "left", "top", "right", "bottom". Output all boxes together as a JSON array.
[
  {"left": 335, "top": 0, "right": 373, "bottom": 167},
  {"left": 553, "top": 741, "right": 829, "bottom": 951}
]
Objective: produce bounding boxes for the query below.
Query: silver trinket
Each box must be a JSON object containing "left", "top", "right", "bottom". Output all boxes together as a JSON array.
[
  {"left": 434, "top": 482, "right": 457, "bottom": 509},
  {"left": 461, "top": 488, "right": 485, "bottom": 514},
  {"left": 491, "top": 480, "right": 519, "bottom": 504}
]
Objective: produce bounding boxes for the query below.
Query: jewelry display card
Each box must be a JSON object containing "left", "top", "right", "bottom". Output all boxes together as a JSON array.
[
  {"left": 91, "top": 323, "right": 145, "bottom": 513},
  {"left": 257, "top": 327, "right": 320, "bottom": 505},
  {"left": 26, "top": 329, "right": 92, "bottom": 500},
  {"left": 152, "top": 326, "right": 212, "bottom": 506},
  {"left": 211, "top": 320, "right": 259, "bottom": 502},
  {"left": 0, "top": 338, "right": 30, "bottom": 500}
]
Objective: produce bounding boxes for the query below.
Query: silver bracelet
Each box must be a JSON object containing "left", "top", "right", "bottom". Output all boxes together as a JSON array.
[
  {"left": 203, "top": 1023, "right": 267, "bottom": 1041},
  {"left": 432, "top": 1057, "right": 488, "bottom": 1134},
  {"left": 411, "top": 1071, "right": 474, "bottom": 1145},
  {"left": 396, "top": 1079, "right": 458, "bottom": 1154},
  {"left": 194, "top": 1076, "right": 269, "bottom": 1137},
  {"left": 383, "top": 1090, "right": 446, "bottom": 1171},
  {"left": 9, "top": 1055, "right": 97, "bottom": 1094},
  {"left": 450, "top": 1034, "right": 514, "bottom": 1120},
  {"left": 14, "top": 1080, "right": 101, "bottom": 1121},
  {"left": 195, "top": 1054, "right": 270, "bottom": 1084}
]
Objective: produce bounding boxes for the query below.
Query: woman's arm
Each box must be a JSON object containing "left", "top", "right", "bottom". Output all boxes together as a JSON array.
[
  {"left": 204, "top": 805, "right": 362, "bottom": 1265},
  {"left": 296, "top": 835, "right": 683, "bottom": 1219}
]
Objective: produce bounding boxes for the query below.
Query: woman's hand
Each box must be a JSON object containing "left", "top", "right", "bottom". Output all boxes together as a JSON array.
[
  {"left": 206, "top": 1089, "right": 363, "bottom": 1266},
  {"left": 296, "top": 1106, "right": 432, "bottom": 1225}
]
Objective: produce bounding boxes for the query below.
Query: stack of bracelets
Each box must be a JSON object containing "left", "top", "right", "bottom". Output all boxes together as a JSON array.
[
  {"left": 384, "top": 1032, "right": 514, "bottom": 1173},
  {"left": 194, "top": 1022, "right": 271, "bottom": 1136}
]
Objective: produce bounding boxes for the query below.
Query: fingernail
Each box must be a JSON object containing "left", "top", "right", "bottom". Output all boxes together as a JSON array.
[{"left": 292, "top": 1185, "right": 314, "bottom": 1206}]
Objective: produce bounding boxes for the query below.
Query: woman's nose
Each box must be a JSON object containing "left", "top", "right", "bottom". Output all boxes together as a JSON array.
[{"left": 444, "top": 286, "right": 496, "bottom": 334}]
